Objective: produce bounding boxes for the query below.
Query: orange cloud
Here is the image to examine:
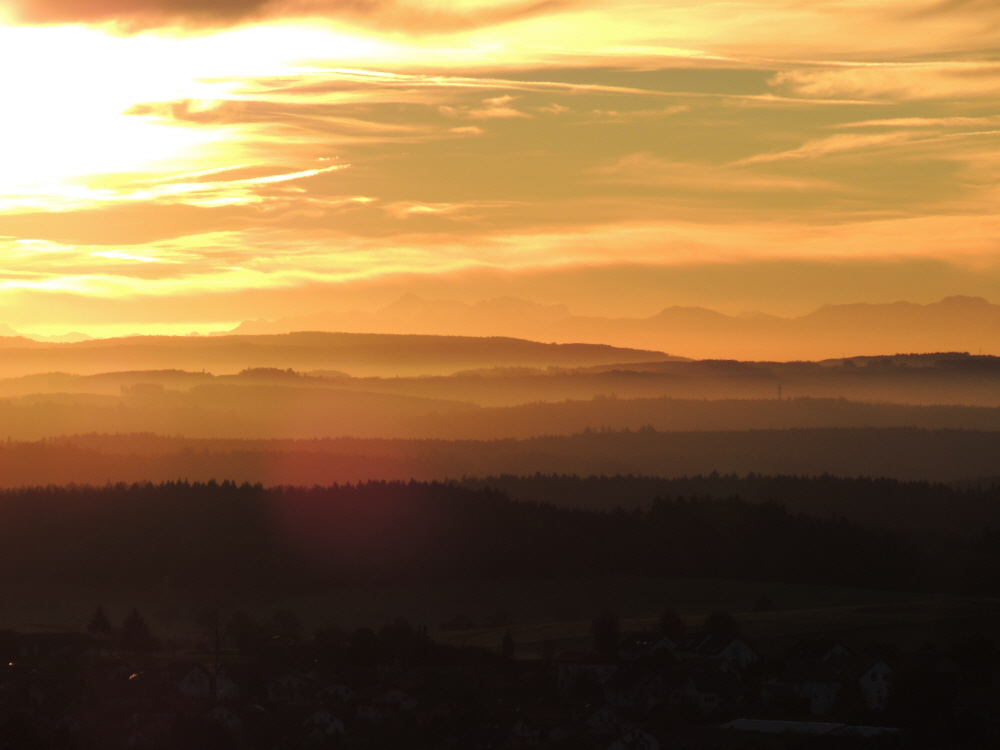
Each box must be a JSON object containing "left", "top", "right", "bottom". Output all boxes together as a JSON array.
[
  {"left": 440, "top": 94, "right": 531, "bottom": 120},
  {"left": 3, "top": 0, "right": 572, "bottom": 32},
  {"left": 771, "top": 63, "right": 1000, "bottom": 102},
  {"left": 589, "top": 153, "right": 835, "bottom": 193}
]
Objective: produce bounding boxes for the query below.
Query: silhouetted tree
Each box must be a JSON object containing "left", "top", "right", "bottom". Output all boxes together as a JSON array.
[
  {"left": 501, "top": 630, "right": 514, "bottom": 660},
  {"left": 270, "top": 609, "right": 301, "bottom": 645},
  {"left": 658, "top": 609, "right": 685, "bottom": 643},
  {"left": 753, "top": 594, "right": 776, "bottom": 612},
  {"left": 952, "top": 634, "right": 997, "bottom": 687},
  {"left": 887, "top": 645, "right": 959, "bottom": 736},
  {"left": 349, "top": 627, "right": 380, "bottom": 669},
  {"left": 197, "top": 606, "right": 225, "bottom": 670},
  {"left": 591, "top": 609, "right": 620, "bottom": 655},
  {"left": 314, "top": 623, "right": 346, "bottom": 666},
  {"left": 485, "top": 611, "right": 509, "bottom": 627},
  {"left": 378, "top": 618, "right": 432, "bottom": 666},
  {"left": 86, "top": 606, "right": 113, "bottom": 638},
  {"left": 703, "top": 611, "right": 739, "bottom": 639},
  {"left": 119, "top": 608, "right": 158, "bottom": 652},
  {"left": 541, "top": 638, "right": 555, "bottom": 662},
  {"left": 225, "top": 610, "right": 260, "bottom": 654}
]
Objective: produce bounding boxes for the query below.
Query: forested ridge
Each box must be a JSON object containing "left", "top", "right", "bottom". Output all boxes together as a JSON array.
[
  {"left": 0, "top": 480, "right": 996, "bottom": 596},
  {"left": 6, "top": 427, "right": 1000, "bottom": 487},
  {"left": 459, "top": 473, "right": 1000, "bottom": 535}
]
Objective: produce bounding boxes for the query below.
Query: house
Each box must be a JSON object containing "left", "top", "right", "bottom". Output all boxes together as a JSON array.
[
  {"left": 171, "top": 663, "right": 241, "bottom": 702},
  {"left": 553, "top": 652, "right": 618, "bottom": 697},
  {"left": 780, "top": 667, "right": 839, "bottom": 717},
  {"left": 777, "top": 658, "right": 893, "bottom": 715},
  {"left": 725, "top": 718, "right": 843, "bottom": 735},
  {"left": 356, "top": 702, "right": 384, "bottom": 721},
  {"left": 788, "top": 639, "right": 853, "bottom": 661},
  {"left": 856, "top": 660, "right": 893, "bottom": 711},
  {"left": 584, "top": 705, "right": 622, "bottom": 736},
  {"left": 724, "top": 719, "right": 900, "bottom": 738},
  {"left": 125, "top": 712, "right": 175, "bottom": 748},
  {"left": 679, "top": 633, "right": 758, "bottom": 668},
  {"left": 417, "top": 699, "right": 457, "bottom": 725},
  {"left": 674, "top": 654, "right": 737, "bottom": 675},
  {"left": 207, "top": 706, "right": 242, "bottom": 732},
  {"left": 175, "top": 664, "right": 213, "bottom": 699},
  {"left": 546, "top": 724, "right": 573, "bottom": 744},
  {"left": 268, "top": 674, "right": 312, "bottom": 705},
  {"left": 603, "top": 667, "right": 662, "bottom": 712},
  {"left": 355, "top": 689, "right": 419, "bottom": 720},
  {"left": 319, "top": 681, "right": 355, "bottom": 702},
  {"left": 378, "top": 688, "right": 419, "bottom": 711},
  {"left": 672, "top": 670, "right": 742, "bottom": 717},
  {"left": 617, "top": 633, "right": 675, "bottom": 662},
  {"left": 608, "top": 727, "right": 660, "bottom": 750},
  {"left": 306, "top": 709, "right": 345, "bottom": 735},
  {"left": 2, "top": 632, "right": 97, "bottom": 664},
  {"left": 509, "top": 718, "right": 542, "bottom": 742},
  {"left": 214, "top": 667, "right": 240, "bottom": 701}
]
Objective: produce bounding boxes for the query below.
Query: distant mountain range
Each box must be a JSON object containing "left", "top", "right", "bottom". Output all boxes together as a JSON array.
[
  {"left": 229, "top": 294, "right": 572, "bottom": 340},
  {"left": 0, "top": 324, "right": 91, "bottom": 343},
  {"left": 231, "top": 295, "right": 1000, "bottom": 360},
  {"left": 0, "top": 331, "right": 674, "bottom": 378},
  {"left": 8, "top": 295, "right": 1000, "bottom": 362}
]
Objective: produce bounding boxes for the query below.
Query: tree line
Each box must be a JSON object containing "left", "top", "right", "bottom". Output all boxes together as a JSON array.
[
  {"left": 0, "top": 479, "right": 995, "bottom": 595},
  {"left": 459, "top": 472, "right": 1000, "bottom": 535}
]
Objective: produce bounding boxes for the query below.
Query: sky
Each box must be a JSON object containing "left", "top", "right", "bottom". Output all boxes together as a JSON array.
[{"left": 1, "top": 0, "right": 1000, "bottom": 336}]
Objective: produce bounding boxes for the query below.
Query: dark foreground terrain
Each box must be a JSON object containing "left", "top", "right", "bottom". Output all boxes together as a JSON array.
[
  {"left": 1, "top": 606, "right": 994, "bottom": 749},
  {"left": 0, "top": 479, "right": 998, "bottom": 748}
]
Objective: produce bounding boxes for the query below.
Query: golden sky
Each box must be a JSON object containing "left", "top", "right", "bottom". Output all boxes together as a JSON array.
[{"left": 2, "top": 0, "right": 1000, "bottom": 336}]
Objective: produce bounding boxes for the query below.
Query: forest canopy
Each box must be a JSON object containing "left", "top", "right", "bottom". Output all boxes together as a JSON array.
[{"left": 0, "top": 479, "right": 995, "bottom": 597}]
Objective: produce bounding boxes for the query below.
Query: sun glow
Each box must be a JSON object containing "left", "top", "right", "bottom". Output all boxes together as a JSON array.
[
  {"left": 0, "top": 22, "right": 400, "bottom": 210},
  {"left": 0, "top": 7, "right": 745, "bottom": 213}
]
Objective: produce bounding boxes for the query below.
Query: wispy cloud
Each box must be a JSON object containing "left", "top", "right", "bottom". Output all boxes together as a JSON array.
[
  {"left": 0, "top": 164, "right": 350, "bottom": 213},
  {"left": 771, "top": 63, "right": 1000, "bottom": 102},
  {"left": 440, "top": 94, "right": 531, "bottom": 120},
  {"left": 735, "top": 128, "right": 1000, "bottom": 166},
  {"left": 381, "top": 199, "right": 520, "bottom": 220},
  {"left": 590, "top": 153, "right": 834, "bottom": 192},
  {"left": 901, "top": 0, "right": 1000, "bottom": 22},
  {"left": 585, "top": 104, "right": 689, "bottom": 122},
  {"left": 3, "top": 0, "right": 575, "bottom": 33},
  {"left": 734, "top": 132, "right": 919, "bottom": 166},
  {"left": 832, "top": 116, "right": 1000, "bottom": 129}
]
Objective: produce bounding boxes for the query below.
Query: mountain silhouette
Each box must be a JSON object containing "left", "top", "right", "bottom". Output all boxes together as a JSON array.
[
  {"left": 231, "top": 295, "right": 1000, "bottom": 360},
  {"left": 0, "top": 331, "right": 675, "bottom": 378},
  {"left": 232, "top": 294, "right": 572, "bottom": 338}
]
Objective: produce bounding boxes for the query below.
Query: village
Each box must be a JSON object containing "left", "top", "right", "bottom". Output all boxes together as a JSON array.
[{"left": 0, "top": 605, "right": 988, "bottom": 749}]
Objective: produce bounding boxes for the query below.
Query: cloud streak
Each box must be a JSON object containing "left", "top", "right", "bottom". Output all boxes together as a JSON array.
[
  {"left": 3, "top": 0, "right": 573, "bottom": 32},
  {"left": 771, "top": 63, "right": 1000, "bottom": 102},
  {"left": 589, "top": 153, "right": 835, "bottom": 193},
  {"left": 734, "top": 132, "right": 918, "bottom": 166}
]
